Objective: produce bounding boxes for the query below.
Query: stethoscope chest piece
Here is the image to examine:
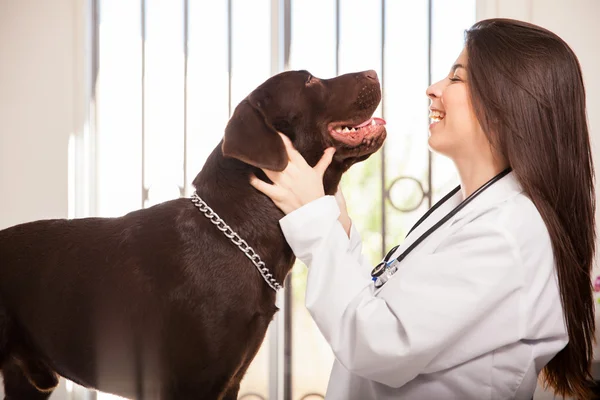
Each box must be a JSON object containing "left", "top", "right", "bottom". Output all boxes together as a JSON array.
[{"left": 371, "top": 259, "right": 399, "bottom": 289}]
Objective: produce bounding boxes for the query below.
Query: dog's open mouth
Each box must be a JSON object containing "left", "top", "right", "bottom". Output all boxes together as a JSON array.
[{"left": 328, "top": 117, "right": 387, "bottom": 148}]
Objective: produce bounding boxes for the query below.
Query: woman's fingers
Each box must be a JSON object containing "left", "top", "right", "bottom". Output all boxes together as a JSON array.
[
  {"left": 278, "top": 132, "right": 336, "bottom": 178},
  {"left": 249, "top": 174, "right": 282, "bottom": 200},
  {"left": 250, "top": 135, "right": 333, "bottom": 214},
  {"left": 262, "top": 168, "right": 297, "bottom": 191},
  {"left": 314, "top": 147, "right": 336, "bottom": 177},
  {"left": 261, "top": 168, "right": 282, "bottom": 184},
  {"left": 278, "top": 133, "right": 307, "bottom": 166}
]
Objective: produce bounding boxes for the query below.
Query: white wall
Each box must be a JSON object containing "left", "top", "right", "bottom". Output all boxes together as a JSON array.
[
  {"left": 0, "top": 0, "right": 88, "bottom": 229},
  {"left": 0, "top": 0, "right": 88, "bottom": 397},
  {"left": 477, "top": 1, "right": 600, "bottom": 398}
]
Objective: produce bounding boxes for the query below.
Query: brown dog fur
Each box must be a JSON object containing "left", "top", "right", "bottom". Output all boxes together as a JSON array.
[{"left": 0, "top": 69, "right": 385, "bottom": 399}]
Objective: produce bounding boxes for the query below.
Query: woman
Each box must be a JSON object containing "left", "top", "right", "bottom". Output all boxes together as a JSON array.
[{"left": 250, "top": 18, "right": 596, "bottom": 399}]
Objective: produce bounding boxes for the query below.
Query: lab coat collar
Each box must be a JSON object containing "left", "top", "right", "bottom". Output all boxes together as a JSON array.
[
  {"left": 448, "top": 170, "right": 523, "bottom": 228},
  {"left": 391, "top": 171, "right": 523, "bottom": 262}
]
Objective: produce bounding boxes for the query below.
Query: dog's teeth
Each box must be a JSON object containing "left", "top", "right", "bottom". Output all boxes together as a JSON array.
[
  {"left": 342, "top": 127, "right": 350, "bottom": 133},
  {"left": 371, "top": 119, "right": 376, "bottom": 126},
  {"left": 335, "top": 127, "right": 342, "bottom": 133}
]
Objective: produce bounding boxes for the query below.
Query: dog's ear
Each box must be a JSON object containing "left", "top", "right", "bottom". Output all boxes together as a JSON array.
[{"left": 222, "top": 100, "right": 288, "bottom": 171}]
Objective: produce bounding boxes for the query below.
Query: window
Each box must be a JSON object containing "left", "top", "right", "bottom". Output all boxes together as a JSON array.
[{"left": 81, "top": 1, "right": 475, "bottom": 398}]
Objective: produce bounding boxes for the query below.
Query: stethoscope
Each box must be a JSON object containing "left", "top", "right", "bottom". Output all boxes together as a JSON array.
[{"left": 371, "top": 167, "right": 513, "bottom": 289}]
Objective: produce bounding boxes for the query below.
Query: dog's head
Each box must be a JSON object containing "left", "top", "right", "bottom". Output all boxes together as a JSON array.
[{"left": 221, "top": 70, "right": 387, "bottom": 184}]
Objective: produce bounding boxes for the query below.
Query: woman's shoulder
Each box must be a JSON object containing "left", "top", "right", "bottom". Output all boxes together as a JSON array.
[
  {"left": 483, "top": 192, "right": 549, "bottom": 240},
  {"left": 459, "top": 191, "right": 553, "bottom": 265},
  {"left": 444, "top": 189, "right": 551, "bottom": 260},
  {"left": 446, "top": 172, "right": 545, "bottom": 237}
]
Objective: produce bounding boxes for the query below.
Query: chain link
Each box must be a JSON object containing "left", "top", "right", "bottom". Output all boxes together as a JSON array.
[{"left": 191, "top": 193, "right": 282, "bottom": 291}]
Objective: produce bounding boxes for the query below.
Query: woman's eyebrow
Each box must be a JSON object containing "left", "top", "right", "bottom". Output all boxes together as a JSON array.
[{"left": 451, "top": 63, "right": 466, "bottom": 72}]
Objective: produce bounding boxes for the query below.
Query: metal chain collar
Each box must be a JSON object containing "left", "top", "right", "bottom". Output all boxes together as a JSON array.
[{"left": 190, "top": 192, "right": 282, "bottom": 291}]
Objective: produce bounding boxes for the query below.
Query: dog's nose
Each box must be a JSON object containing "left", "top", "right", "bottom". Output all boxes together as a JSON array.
[{"left": 363, "top": 70, "right": 379, "bottom": 82}]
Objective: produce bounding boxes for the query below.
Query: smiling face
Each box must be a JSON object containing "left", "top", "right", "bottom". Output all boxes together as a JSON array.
[{"left": 426, "top": 48, "right": 489, "bottom": 161}]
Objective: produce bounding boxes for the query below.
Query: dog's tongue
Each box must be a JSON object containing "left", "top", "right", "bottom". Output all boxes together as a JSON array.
[{"left": 353, "top": 117, "right": 386, "bottom": 128}]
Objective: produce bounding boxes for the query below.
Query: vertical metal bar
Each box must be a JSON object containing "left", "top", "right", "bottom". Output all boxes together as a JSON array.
[
  {"left": 227, "top": 0, "right": 233, "bottom": 117},
  {"left": 268, "top": 2, "right": 290, "bottom": 397},
  {"left": 284, "top": 281, "right": 292, "bottom": 400},
  {"left": 136, "top": 4, "right": 146, "bottom": 384},
  {"left": 380, "top": 0, "right": 386, "bottom": 257},
  {"left": 335, "top": 0, "right": 340, "bottom": 76},
  {"left": 136, "top": 0, "right": 147, "bottom": 373},
  {"left": 79, "top": 1, "right": 99, "bottom": 396},
  {"left": 183, "top": 0, "right": 189, "bottom": 197},
  {"left": 267, "top": 2, "right": 293, "bottom": 398},
  {"left": 282, "top": 0, "right": 293, "bottom": 395},
  {"left": 268, "top": 3, "right": 280, "bottom": 398},
  {"left": 427, "top": 0, "right": 433, "bottom": 208},
  {"left": 90, "top": 0, "right": 99, "bottom": 112},
  {"left": 84, "top": 387, "right": 97, "bottom": 400},
  {"left": 283, "top": 0, "right": 291, "bottom": 70},
  {"left": 282, "top": 1, "right": 292, "bottom": 397},
  {"left": 141, "top": 0, "right": 147, "bottom": 208}
]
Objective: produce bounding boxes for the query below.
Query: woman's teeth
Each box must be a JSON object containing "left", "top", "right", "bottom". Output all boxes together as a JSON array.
[{"left": 429, "top": 110, "right": 445, "bottom": 122}]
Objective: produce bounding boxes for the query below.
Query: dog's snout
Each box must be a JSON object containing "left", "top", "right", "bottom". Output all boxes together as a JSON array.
[{"left": 363, "top": 70, "right": 379, "bottom": 82}]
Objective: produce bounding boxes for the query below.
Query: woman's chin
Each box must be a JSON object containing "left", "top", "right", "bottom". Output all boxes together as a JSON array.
[
  {"left": 427, "top": 120, "right": 449, "bottom": 150},
  {"left": 427, "top": 133, "right": 450, "bottom": 156}
]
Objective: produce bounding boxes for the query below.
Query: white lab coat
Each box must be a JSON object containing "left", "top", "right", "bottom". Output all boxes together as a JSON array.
[{"left": 279, "top": 172, "right": 568, "bottom": 400}]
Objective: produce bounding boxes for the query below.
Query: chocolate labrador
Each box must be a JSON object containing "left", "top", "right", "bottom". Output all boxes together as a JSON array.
[{"left": 0, "top": 69, "right": 386, "bottom": 399}]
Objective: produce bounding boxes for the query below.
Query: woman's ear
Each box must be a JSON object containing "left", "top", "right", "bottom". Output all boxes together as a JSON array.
[{"left": 222, "top": 100, "right": 288, "bottom": 171}]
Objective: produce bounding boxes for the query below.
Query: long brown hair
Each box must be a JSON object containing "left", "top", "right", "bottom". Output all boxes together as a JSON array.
[{"left": 465, "top": 18, "right": 596, "bottom": 398}]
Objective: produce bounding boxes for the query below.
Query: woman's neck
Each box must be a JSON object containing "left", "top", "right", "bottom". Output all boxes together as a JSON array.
[{"left": 453, "top": 152, "right": 509, "bottom": 200}]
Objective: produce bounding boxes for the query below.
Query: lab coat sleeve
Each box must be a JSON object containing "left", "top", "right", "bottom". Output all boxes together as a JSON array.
[
  {"left": 279, "top": 196, "right": 524, "bottom": 388},
  {"left": 348, "top": 220, "right": 363, "bottom": 255},
  {"left": 347, "top": 221, "right": 374, "bottom": 281},
  {"left": 282, "top": 196, "right": 374, "bottom": 282}
]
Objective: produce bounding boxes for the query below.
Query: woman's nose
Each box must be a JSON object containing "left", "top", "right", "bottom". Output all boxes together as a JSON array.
[{"left": 426, "top": 80, "right": 443, "bottom": 100}]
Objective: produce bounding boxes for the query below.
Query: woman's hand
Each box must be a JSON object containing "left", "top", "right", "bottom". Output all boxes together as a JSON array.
[{"left": 249, "top": 133, "right": 336, "bottom": 215}]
